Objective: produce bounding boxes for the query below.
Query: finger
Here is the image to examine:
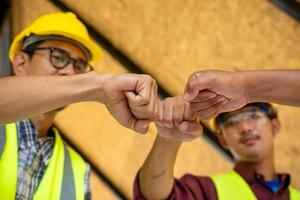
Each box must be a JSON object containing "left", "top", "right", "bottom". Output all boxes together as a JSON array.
[
  {"left": 125, "top": 91, "right": 136, "bottom": 106},
  {"left": 172, "top": 97, "right": 185, "bottom": 127},
  {"left": 184, "top": 72, "right": 213, "bottom": 101},
  {"left": 128, "top": 117, "right": 151, "bottom": 134},
  {"left": 134, "top": 75, "right": 155, "bottom": 105},
  {"left": 202, "top": 99, "right": 228, "bottom": 120},
  {"left": 190, "top": 96, "right": 226, "bottom": 112},
  {"left": 189, "top": 90, "right": 218, "bottom": 103},
  {"left": 180, "top": 124, "right": 203, "bottom": 141},
  {"left": 157, "top": 100, "right": 164, "bottom": 121},
  {"left": 202, "top": 110, "right": 220, "bottom": 120},
  {"left": 112, "top": 99, "right": 150, "bottom": 133},
  {"left": 183, "top": 86, "right": 199, "bottom": 102},
  {"left": 178, "top": 121, "right": 203, "bottom": 142},
  {"left": 162, "top": 98, "right": 175, "bottom": 128},
  {"left": 189, "top": 90, "right": 219, "bottom": 103},
  {"left": 148, "top": 81, "right": 158, "bottom": 121},
  {"left": 155, "top": 120, "right": 164, "bottom": 127},
  {"left": 179, "top": 121, "right": 202, "bottom": 134},
  {"left": 183, "top": 102, "right": 196, "bottom": 122},
  {"left": 152, "top": 97, "right": 160, "bottom": 121},
  {"left": 195, "top": 100, "right": 227, "bottom": 120}
]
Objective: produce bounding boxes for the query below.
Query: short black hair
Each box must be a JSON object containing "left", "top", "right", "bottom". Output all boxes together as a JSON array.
[{"left": 21, "top": 38, "right": 44, "bottom": 59}]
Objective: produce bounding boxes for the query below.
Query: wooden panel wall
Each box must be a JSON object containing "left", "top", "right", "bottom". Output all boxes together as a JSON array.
[
  {"left": 11, "top": 0, "right": 231, "bottom": 199},
  {"left": 62, "top": 0, "right": 300, "bottom": 94},
  {"left": 11, "top": 0, "right": 300, "bottom": 199},
  {"left": 61, "top": 0, "right": 300, "bottom": 191}
]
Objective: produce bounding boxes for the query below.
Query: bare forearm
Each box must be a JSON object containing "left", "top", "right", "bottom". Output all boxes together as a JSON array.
[
  {"left": 241, "top": 70, "right": 300, "bottom": 106},
  {"left": 139, "top": 135, "right": 181, "bottom": 199},
  {"left": 0, "top": 71, "right": 109, "bottom": 124}
]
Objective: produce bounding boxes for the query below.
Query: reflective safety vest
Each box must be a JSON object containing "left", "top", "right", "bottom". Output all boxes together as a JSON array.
[
  {"left": 0, "top": 123, "right": 87, "bottom": 200},
  {"left": 211, "top": 170, "right": 300, "bottom": 200}
]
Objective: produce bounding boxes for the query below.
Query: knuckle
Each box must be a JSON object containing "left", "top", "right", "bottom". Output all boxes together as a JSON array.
[{"left": 143, "top": 74, "right": 152, "bottom": 81}]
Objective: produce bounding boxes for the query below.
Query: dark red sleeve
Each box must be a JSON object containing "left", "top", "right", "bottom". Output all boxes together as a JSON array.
[{"left": 134, "top": 172, "right": 218, "bottom": 200}]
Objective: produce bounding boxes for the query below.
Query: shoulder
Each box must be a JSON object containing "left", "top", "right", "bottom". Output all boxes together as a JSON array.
[{"left": 174, "top": 173, "right": 217, "bottom": 199}]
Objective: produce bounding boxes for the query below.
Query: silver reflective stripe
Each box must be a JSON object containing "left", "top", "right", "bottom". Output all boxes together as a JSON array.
[
  {"left": 60, "top": 146, "right": 76, "bottom": 200},
  {"left": 0, "top": 125, "right": 6, "bottom": 158}
]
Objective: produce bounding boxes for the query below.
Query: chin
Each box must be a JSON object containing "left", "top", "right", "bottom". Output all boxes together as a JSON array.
[{"left": 231, "top": 148, "right": 263, "bottom": 162}]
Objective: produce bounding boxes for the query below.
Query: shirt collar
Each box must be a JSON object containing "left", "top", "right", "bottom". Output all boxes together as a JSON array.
[
  {"left": 16, "top": 119, "right": 55, "bottom": 165},
  {"left": 16, "top": 119, "right": 39, "bottom": 149},
  {"left": 234, "top": 162, "right": 291, "bottom": 190}
]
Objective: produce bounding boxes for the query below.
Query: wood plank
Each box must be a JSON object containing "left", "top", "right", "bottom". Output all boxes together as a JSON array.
[
  {"left": 60, "top": 0, "right": 300, "bottom": 190},
  {"left": 11, "top": 1, "right": 232, "bottom": 198}
]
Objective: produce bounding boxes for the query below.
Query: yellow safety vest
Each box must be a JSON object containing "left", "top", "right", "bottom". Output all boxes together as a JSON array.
[
  {"left": 0, "top": 123, "right": 87, "bottom": 200},
  {"left": 211, "top": 170, "right": 300, "bottom": 200}
]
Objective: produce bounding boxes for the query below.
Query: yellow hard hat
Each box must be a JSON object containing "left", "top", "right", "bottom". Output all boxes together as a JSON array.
[{"left": 9, "top": 12, "right": 103, "bottom": 63}]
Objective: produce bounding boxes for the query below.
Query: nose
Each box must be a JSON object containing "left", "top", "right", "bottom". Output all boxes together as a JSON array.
[
  {"left": 57, "top": 62, "right": 76, "bottom": 75},
  {"left": 237, "top": 118, "right": 254, "bottom": 133}
]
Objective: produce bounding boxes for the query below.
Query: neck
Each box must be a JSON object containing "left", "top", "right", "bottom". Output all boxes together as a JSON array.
[
  {"left": 31, "top": 112, "right": 56, "bottom": 138},
  {"left": 240, "top": 151, "right": 276, "bottom": 181}
]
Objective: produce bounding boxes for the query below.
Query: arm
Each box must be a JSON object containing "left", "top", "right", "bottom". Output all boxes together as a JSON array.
[
  {"left": 138, "top": 96, "right": 203, "bottom": 199},
  {"left": 242, "top": 70, "right": 300, "bottom": 105},
  {"left": 139, "top": 134, "right": 181, "bottom": 199},
  {"left": 0, "top": 73, "right": 99, "bottom": 124},
  {"left": 184, "top": 70, "right": 300, "bottom": 119},
  {"left": 0, "top": 71, "right": 157, "bottom": 133}
]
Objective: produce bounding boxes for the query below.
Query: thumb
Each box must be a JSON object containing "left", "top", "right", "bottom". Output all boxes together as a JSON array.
[
  {"left": 184, "top": 88, "right": 199, "bottom": 102},
  {"left": 125, "top": 91, "right": 149, "bottom": 106},
  {"left": 178, "top": 121, "right": 202, "bottom": 136},
  {"left": 184, "top": 73, "right": 213, "bottom": 101},
  {"left": 125, "top": 91, "right": 137, "bottom": 105}
]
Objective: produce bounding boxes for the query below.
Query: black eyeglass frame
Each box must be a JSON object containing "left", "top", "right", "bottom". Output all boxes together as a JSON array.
[{"left": 23, "top": 47, "right": 93, "bottom": 74}]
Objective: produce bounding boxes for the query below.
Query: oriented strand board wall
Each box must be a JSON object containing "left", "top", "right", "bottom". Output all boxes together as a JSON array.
[
  {"left": 61, "top": 0, "right": 300, "bottom": 190},
  {"left": 11, "top": 0, "right": 300, "bottom": 198},
  {"left": 11, "top": 0, "right": 232, "bottom": 199},
  {"left": 62, "top": 0, "right": 300, "bottom": 94}
]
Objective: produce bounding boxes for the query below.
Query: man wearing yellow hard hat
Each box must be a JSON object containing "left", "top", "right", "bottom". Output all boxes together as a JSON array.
[
  {"left": 134, "top": 102, "right": 300, "bottom": 199},
  {"left": 0, "top": 12, "right": 159, "bottom": 199}
]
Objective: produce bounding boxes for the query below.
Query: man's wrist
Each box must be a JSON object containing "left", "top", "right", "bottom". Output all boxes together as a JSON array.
[
  {"left": 236, "top": 71, "right": 253, "bottom": 103},
  {"left": 83, "top": 71, "right": 114, "bottom": 103},
  {"left": 156, "top": 134, "right": 182, "bottom": 150}
]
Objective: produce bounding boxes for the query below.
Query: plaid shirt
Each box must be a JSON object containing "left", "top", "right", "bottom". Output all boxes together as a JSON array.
[{"left": 15, "top": 119, "right": 91, "bottom": 200}]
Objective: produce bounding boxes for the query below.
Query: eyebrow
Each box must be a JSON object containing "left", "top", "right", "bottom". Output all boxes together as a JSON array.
[{"left": 42, "top": 46, "right": 87, "bottom": 61}]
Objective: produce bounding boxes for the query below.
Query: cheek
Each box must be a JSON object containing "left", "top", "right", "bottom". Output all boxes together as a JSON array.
[
  {"left": 27, "top": 56, "right": 56, "bottom": 75},
  {"left": 257, "top": 127, "right": 274, "bottom": 145},
  {"left": 223, "top": 132, "right": 240, "bottom": 147},
  {"left": 255, "top": 122, "right": 274, "bottom": 140}
]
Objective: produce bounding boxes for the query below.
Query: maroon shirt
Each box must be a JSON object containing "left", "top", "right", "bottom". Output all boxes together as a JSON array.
[{"left": 134, "top": 163, "right": 292, "bottom": 200}]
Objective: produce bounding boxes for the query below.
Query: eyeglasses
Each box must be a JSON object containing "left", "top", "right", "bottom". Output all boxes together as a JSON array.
[
  {"left": 220, "top": 110, "right": 267, "bottom": 129},
  {"left": 25, "top": 47, "right": 92, "bottom": 74}
]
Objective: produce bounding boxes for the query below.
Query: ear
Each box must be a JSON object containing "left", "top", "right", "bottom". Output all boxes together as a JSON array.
[
  {"left": 271, "top": 118, "right": 281, "bottom": 135},
  {"left": 12, "top": 52, "right": 30, "bottom": 76},
  {"left": 218, "top": 134, "right": 229, "bottom": 150}
]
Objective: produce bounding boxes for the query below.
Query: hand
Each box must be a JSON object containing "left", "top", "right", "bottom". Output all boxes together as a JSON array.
[
  {"left": 125, "top": 78, "right": 159, "bottom": 122},
  {"left": 184, "top": 70, "right": 247, "bottom": 119},
  {"left": 156, "top": 96, "right": 203, "bottom": 142},
  {"left": 101, "top": 73, "right": 157, "bottom": 134}
]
